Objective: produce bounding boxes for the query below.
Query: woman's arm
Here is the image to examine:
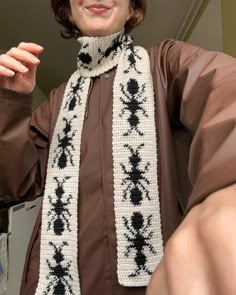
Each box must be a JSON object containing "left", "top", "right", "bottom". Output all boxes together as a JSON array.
[
  {"left": 0, "top": 88, "right": 52, "bottom": 201},
  {"left": 147, "top": 183, "right": 236, "bottom": 295},
  {"left": 0, "top": 42, "right": 50, "bottom": 201},
  {"left": 147, "top": 40, "right": 236, "bottom": 294},
  {"left": 166, "top": 41, "right": 236, "bottom": 211}
]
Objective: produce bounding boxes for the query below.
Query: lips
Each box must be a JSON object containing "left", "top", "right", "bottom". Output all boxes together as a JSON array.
[
  {"left": 88, "top": 4, "right": 109, "bottom": 9},
  {"left": 87, "top": 3, "right": 111, "bottom": 14}
]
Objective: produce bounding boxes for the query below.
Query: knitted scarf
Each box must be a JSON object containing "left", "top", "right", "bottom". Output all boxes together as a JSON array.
[{"left": 35, "top": 30, "right": 163, "bottom": 295}]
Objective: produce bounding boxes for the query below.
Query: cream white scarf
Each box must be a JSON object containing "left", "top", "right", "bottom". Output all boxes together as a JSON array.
[{"left": 35, "top": 30, "right": 163, "bottom": 295}]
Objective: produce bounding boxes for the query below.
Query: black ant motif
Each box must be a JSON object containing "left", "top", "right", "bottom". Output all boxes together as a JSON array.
[
  {"left": 48, "top": 176, "right": 72, "bottom": 235},
  {"left": 98, "top": 35, "right": 127, "bottom": 64},
  {"left": 44, "top": 241, "right": 74, "bottom": 295},
  {"left": 53, "top": 116, "right": 77, "bottom": 169},
  {"left": 123, "top": 212, "right": 156, "bottom": 277},
  {"left": 121, "top": 144, "right": 150, "bottom": 206},
  {"left": 64, "top": 77, "right": 84, "bottom": 111},
  {"left": 124, "top": 42, "right": 142, "bottom": 74},
  {"left": 120, "top": 78, "right": 148, "bottom": 136},
  {"left": 77, "top": 43, "right": 93, "bottom": 71}
]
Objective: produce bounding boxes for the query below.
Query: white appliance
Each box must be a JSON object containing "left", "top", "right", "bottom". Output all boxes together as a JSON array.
[{"left": 6, "top": 197, "right": 42, "bottom": 295}]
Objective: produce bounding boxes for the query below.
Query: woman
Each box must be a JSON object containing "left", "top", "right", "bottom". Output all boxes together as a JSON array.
[{"left": 1, "top": 0, "right": 236, "bottom": 294}]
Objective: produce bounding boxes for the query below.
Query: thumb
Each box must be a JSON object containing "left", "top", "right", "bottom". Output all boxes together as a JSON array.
[
  {"left": 22, "top": 51, "right": 41, "bottom": 81},
  {"left": 23, "top": 60, "right": 40, "bottom": 81}
]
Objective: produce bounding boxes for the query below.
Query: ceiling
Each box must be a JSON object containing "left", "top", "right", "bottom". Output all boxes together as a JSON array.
[{"left": 0, "top": 0, "right": 194, "bottom": 95}]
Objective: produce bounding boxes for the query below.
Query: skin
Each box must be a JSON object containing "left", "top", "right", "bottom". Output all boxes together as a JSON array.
[
  {"left": 1, "top": 1, "right": 236, "bottom": 294},
  {"left": 146, "top": 184, "right": 236, "bottom": 295},
  {"left": 0, "top": 43, "right": 43, "bottom": 94},
  {"left": 0, "top": 0, "right": 132, "bottom": 94},
  {"left": 69, "top": 0, "right": 133, "bottom": 37}
]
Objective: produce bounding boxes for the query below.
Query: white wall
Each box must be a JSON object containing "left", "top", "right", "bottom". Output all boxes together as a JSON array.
[{"left": 188, "top": 0, "right": 223, "bottom": 51}]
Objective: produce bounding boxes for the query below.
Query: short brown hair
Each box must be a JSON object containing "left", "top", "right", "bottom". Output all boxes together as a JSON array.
[{"left": 51, "top": 0, "right": 147, "bottom": 39}]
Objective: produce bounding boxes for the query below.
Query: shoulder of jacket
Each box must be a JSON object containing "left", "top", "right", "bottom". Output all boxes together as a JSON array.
[{"left": 147, "top": 39, "right": 192, "bottom": 58}]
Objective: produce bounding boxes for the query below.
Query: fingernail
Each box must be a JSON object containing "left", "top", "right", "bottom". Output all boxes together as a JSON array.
[
  {"left": 20, "top": 66, "right": 28, "bottom": 73},
  {"left": 6, "top": 69, "right": 15, "bottom": 76},
  {"left": 32, "top": 56, "right": 39, "bottom": 63}
]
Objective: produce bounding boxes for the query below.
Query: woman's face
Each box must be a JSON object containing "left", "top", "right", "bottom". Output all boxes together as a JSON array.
[{"left": 69, "top": 0, "right": 133, "bottom": 37}]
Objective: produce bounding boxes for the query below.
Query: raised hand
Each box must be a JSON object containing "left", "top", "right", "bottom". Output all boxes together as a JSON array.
[{"left": 0, "top": 42, "right": 44, "bottom": 94}]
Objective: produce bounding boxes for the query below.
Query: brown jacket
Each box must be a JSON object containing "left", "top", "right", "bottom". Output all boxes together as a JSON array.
[{"left": 1, "top": 39, "right": 236, "bottom": 295}]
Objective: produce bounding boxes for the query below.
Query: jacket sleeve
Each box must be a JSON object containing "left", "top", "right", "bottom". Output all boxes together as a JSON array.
[
  {"left": 0, "top": 88, "right": 54, "bottom": 201},
  {"left": 162, "top": 40, "right": 236, "bottom": 213}
]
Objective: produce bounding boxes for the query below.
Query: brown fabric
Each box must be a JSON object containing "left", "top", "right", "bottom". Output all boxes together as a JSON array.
[{"left": 1, "top": 39, "right": 236, "bottom": 295}]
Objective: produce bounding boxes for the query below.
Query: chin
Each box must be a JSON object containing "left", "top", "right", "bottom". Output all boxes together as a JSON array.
[
  {"left": 83, "top": 21, "right": 116, "bottom": 37},
  {"left": 87, "top": 28, "right": 112, "bottom": 37}
]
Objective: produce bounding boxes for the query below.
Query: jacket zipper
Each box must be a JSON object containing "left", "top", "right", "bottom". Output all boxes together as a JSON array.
[{"left": 85, "top": 79, "right": 94, "bottom": 119}]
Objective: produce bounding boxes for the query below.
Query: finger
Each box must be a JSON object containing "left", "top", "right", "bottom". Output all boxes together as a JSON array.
[
  {"left": 0, "top": 65, "right": 15, "bottom": 77},
  {"left": 7, "top": 47, "right": 40, "bottom": 66},
  {"left": 22, "top": 61, "right": 39, "bottom": 80},
  {"left": 17, "top": 42, "right": 44, "bottom": 55},
  {"left": 0, "top": 54, "right": 29, "bottom": 74}
]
